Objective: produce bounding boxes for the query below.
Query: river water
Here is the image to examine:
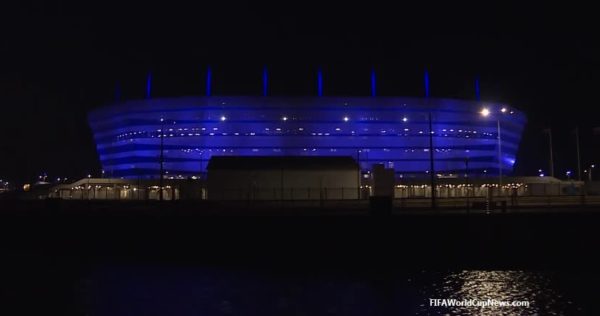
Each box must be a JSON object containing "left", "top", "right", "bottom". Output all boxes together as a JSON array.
[{"left": 82, "top": 266, "right": 595, "bottom": 315}]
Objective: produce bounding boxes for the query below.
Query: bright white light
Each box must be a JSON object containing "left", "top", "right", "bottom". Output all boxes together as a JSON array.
[
  {"left": 501, "top": 107, "right": 507, "bottom": 113},
  {"left": 220, "top": 115, "right": 227, "bottom": 121},
  {"left": 282, "top": 116, "right": 288, "bottom": 121},
  {"left": 480, "top": 108, "right": 490, "bottom": 117},
  {"left": 402, "top": 117, "right": 408, "bottom": 122},
  {"left": 343, "top": 116, "right": 349, "bottom": 122}
]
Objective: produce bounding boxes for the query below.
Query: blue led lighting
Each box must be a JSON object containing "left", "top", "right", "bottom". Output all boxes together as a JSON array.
[
  {"left": 263, "top": 66, "right": 268, "bottom": 96},
  {"left": 475, "top": 76, "right": 481, "bottom": 101},
  {"left": 206, "top": 67, "right": 212, "bottom": 97},
  {"left": 424, "top": 70, "right": 430, "bottom": 98},
  {"left": 371, "top": 67, "right": 376, "bottom": 97},
  {"left": 88, "top": 96, "right": 527, "bottom": 179},
  {"left": 115, "top": 81, "right": 122, "bottom": 103},
  {"left": 145, "top": 72, "right": 152, "bottom": 99},
  {"left": 317, "top": 68, "right": 323, "bottom": 97}
]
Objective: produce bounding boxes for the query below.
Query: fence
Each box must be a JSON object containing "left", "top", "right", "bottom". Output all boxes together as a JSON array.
[
  {"left": 392, "top": 182, "right": 584, "bottom": 199},
  {"left": 47, "top": 181, "right": 595, "bottom": 208},
  {"left": 50, "top": 186, "right": 182, "bottom": 201}
]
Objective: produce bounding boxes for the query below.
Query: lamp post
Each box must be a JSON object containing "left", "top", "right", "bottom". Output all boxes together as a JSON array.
[
  {"left": 575, "top": 127, "right": 582, "bottom": 181},
  {"left": 159, "top": 117, "right": 164, "bottom": 201},
  {"left": 428, "top": 112, "right": 436, "bottom": 209},
  {"left": 399, "top": 112, "right": 435, "bottom": 208},
  {"left": 546, "top": 128, "right": 555, "bottom": 178},
  {"left": 465, "top": 157, "right": 470, "bottom": 213},
  {"left": 480, "top": 107, "right": 503, "bottom": 190}
]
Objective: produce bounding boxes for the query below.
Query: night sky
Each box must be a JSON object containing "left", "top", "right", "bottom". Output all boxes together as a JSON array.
[{"left": 2, "top": 1, "right": 599, "bottom": 183}]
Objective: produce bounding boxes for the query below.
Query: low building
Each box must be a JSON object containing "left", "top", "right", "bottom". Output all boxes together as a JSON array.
[
  {"left": 207, "top": 156, "right": 360, "bottom": 200},
  {"left": 48, "top": 177, "right": 205, "bottom": 200}
]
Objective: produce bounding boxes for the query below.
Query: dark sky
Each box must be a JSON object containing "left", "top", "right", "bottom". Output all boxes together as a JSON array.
[{"left": 1, "top": 1, "right": 599, "bottom": 183}]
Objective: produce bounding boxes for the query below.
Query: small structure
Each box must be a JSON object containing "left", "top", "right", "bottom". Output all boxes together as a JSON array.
[
  {"left": 369, "top": 164, "right": 395, "bottom": 215},
  {"left": 206, "top": 156, "right": 360, "bottom": 200},
  {"left": 371, "top": 164, "right": 395, "bottom": 197},
  {"left": 48, "top": 178, "right": 205, "bottom": 200}
]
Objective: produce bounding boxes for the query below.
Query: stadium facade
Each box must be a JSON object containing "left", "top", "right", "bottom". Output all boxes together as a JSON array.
[{"left": 88, "top": 96, "right": 527, "bottom": 179}]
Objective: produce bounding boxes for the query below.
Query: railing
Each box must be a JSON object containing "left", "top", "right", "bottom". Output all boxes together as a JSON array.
[{"left": 47, "top": 182, "right": 600, "bottom": 209}]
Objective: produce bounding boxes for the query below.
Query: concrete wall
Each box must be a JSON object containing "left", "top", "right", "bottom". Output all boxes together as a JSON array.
[{"left": 208, "top": 169, "right": 359, "bottom": 200}]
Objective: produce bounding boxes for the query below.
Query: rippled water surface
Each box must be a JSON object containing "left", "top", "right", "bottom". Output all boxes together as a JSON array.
[
  {"left": 416, "top": 270, "right": 574, "bottom": 315},
  {"left": 84, "top": 267, "right": 591, "bottom": 315}
]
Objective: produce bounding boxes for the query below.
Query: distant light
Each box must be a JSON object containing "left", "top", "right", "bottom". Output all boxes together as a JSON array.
[
  {"left": 220, "top": 115, "right": 227, "bottom": 121},
  {"left": 282, "top": 116, "right": 288, "bottom": 121},
  {"left": 540, "top": 173, "right": 545, "bottom": 177},
  {"left": 160, "top": 118, "right": 164, "bottom": 122},
  {"left": 402, "top": 117, "right": 408, "bottom": 122},
  {"left": 87, "top": 174, "right": 91, "bottom": 178},
  {"left": 538, "top": 169, "right": 543, "bottom": 173},
  {"left": 501, "top": 107, "right": 507, "bottom": 113},
  {"left": 592, "top": 164, "right": 596, "bottom": 168},
  {"left": 480, "top": 108, "right": 490, "bottom": 117},
  {"left": 343, "top": 116, "right": 349, "bottom": 122}
]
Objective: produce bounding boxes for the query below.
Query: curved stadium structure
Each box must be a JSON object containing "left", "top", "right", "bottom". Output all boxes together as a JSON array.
[{"left": 88, "top": 96, "right": 527, "bottom": 179}]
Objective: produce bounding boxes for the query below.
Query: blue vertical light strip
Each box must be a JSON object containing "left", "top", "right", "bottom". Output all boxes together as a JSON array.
[
  {"left": 145, "top": 72, "right": 152, "bottom": 99},
  {"left": 115, "top": 81, "right": 122, "bottom": 103},
  {"left": 475, "top": 76, "right": 481, "bottom": 101},
  {"left": 206, "top": 66, "right": 212, "bottom": 96},
  {"left": 424, "top": 70, "right": 430, "bottom": 98},
  {"left": 317, "top": 68, "right": 323, "bottom": 97},
  {"left": 371, "top": 67, "right": 376, "bottom": 97},
  {"left": 262, "top": 66, "right": 268, "bottom": 96}
]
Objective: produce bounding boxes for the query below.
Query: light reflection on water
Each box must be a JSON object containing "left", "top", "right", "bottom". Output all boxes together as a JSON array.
[
  {"left": 418, "top": 270, "right": 570, "bottom": 315},
  {"left": 85, "top": 267, "right": 576, "bottom": 315}
]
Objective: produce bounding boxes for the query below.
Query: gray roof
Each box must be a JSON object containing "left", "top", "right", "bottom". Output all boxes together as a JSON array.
[{"left": 207, "top": 156, "right": 358, "bottom": 170}]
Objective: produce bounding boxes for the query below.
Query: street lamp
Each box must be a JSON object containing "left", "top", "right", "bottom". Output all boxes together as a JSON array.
[
  {"left": 587, "top": 164, "right": 596, "bottom": 181},
  {"left": 159, "top": 117, "right": 165, "bottom": 201},
  {"left": 480, "top": 107, "right": 504, "bottom": 189},
  {"left": 399, "top": 113, "right": 436, "bottom": 208}
]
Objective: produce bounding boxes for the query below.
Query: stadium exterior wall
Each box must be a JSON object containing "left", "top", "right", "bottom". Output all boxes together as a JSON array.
[{"left": 88, "top": 96, "right": 527, "bottom": 179}]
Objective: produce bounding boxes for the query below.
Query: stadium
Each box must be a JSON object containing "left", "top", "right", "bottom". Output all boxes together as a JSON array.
[{"left": 88, "top": 96, "right": 527, "bottom": 180}]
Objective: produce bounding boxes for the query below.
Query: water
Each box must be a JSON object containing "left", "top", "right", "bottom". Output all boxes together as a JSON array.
[
  {"left": 82, "top": 266, "right": 592, "bottom": 315},
  {"left": 417, "top": 271, "right": 574, "bottom": 315}
]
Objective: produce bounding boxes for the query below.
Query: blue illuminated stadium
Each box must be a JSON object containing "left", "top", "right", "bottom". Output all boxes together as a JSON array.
[{"left": 88, "top": 96, "right": 526, "bottom": 179}]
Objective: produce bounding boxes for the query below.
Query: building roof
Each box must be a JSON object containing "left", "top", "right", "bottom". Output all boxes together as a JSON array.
[{"left": 207, "top": 156, "right": 358, "bottom": 170}]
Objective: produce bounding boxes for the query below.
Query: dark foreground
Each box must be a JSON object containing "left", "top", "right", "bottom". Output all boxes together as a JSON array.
[{"left": 2, "top": 200, "right": 600, "bottom": 315}]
